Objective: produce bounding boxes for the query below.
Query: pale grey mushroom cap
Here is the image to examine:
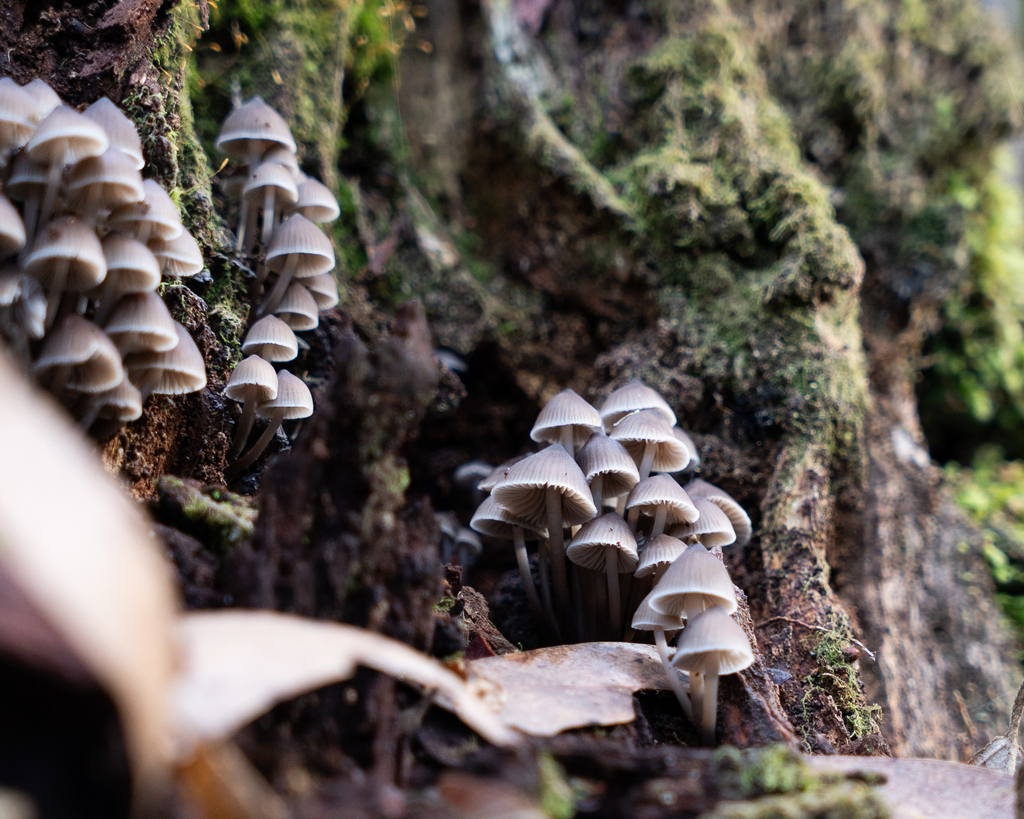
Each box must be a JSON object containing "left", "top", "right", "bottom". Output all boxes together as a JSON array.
[
  {"left": 260, "top": 144, "right": 301, "bottom": 176},
  {"left": 6, "top": 152, "right": 48, "bottom": 202},
  {"left": 631, "top": 588, "right": 685, "bottom": 631},
  {"left": 453, "top": 460, "right": 495, "bottom": 490},
  {"left": 107, "top": 179, "right": 184, "bottom": 243},
  {"left": 669, "top": 498, "right": 737, "bottom": 549},
  {"left": 90, "top": 378, "right": 144, "bottom": 423},
  {"left": 470, "top": 495, "right": 549, "bottom": 540},
  {"left": 477, "top": 455, "right": 530, "bottom": 493},
  {"left": 215, "top": 96, "right": 297, "bottom": 160},
  {"left": 600, "top": 379, "right": 676, "bottom": 432},
  {"left": 293, "top": 177, "right": 341, "bottom": 223},
  {"left": 24, "top": 217, "right": 107, "bottom": 292},
  {"left": 576, "top": 433, "right": 640, "bottom": 500},
  {"left": 265, "top": 213, "right": 335, "bottom": 277},
  {"left": 256, "top": 370, "right": 313, "bottom": 420},
  {"left": 22, "top": 79, "right": 62, "bottom": 122},
  {"left": 491, "top": 444, "right": 597, "bottom": 530},
  {"left": 0, "top": 78, "right": 38, "bottom": 152},
  {"left": 125, "top": 322, "right": 207, "bottom": 395},
  {"left": 241, "top": 315, "right": 299, "bottom": 362},
  {"left": 83, "top": 97, "right": 145, "bottom": 170},
  {"left": 0, "top": 194, "right": 26, "bottom": 258},
  {"left": 100, "top": 233, "right": 162, "bottom": 294},
  {"left": 684, "top": 479, "right": 752, "bottom": 548},
  {"left": 529, "top": 388, "right": 603, "bottom": 449},
  {"left": 671, "top": 427, "right": 700, "bottom": 472},
  {"left": 304, "top": 272, "right": 340, "bottom": 310},
  {"left": 103, "top": 291, "right": 178, "bottom": 354},
  {"left": 273, "top": 281, "right": 319, "bottom": 332},
  {"left": 149, "top": 230, "right": 205, "bottom": 279},
  {"left": 26, "top": 105, "right": 109, "bottom": 166},
  {"left": 610, "top": 409, "right": 691, "bottom": 473},
  {"left": 566, "top": 513, "right": 638, "bottom": 573},
  {"left": 648, "top": 543, "right": 737, "bottom": 619},
  {"left": 243, "top": 161, "right": 299, "bottom": 208},
  {"left": 33, "top": 315, "right": 124, "bottom": 393},
  {"left": 624, "top": 475, "right": 699, "bottom": 525},
  {"left": 670, "top": 605, "right": 754, "bottom": 676},
  {"left": 224, "top": 355, "right": 279, "bottom": 404},
  {"left": 634, "top": 534, "right": 688, "bottom": 578},
  {"left": 66, "top": 146, "right": 145, "bottom": 213}
]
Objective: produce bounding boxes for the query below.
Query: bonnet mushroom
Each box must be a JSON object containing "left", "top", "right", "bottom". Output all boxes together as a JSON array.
[
  {"left": 685, "top": 479, "right": 753, "bottom": 548},
  {"left": 0, "top": 78, "right": 37, "bottom": 165},
  {"left": 102, "top": 291, "right": 178, "bottom": 356},
  {"left": 228, "top": 370, "right": 313, "bottom": 475},
  {"left": 529, "top": 388, "right": 603, "bottom": 456},
  {"left": 623, "top": 474, "right": 698, "bottom": 536},
  {"left": 238, "top": 160, "right": 298, "bottom": 253},
  {"left": 567, "top": 513, "right": 638, "bottom": 638},
  {"left": 0, "top": 193, "right": 26, "bottom": 261},
  {"left": 476, "top": 455, "right": 529, "bottom": 493},
  {"left": 107, "top": 179, "right": 183, "bottom": 245},
  {"left": 23, "top": 216, "right": 106, "bottom": 328},
  {"left": 82, "top": 97, "right": 145, "bottom": 171},
  {"left": 93, "top": 233, "right": 162, "bottom": 324},
  {"left": 22, "top": 79, "right": 61, "bottom": 121},
  {"left": 610, "top": 409, "right": 690, "bottom": 480},
  {"left": 7, "top": 152, "right": 49, "bottom": 253},
  {"left": 272, "top": 281, "right": 320, "bottom": 332},
  {"left": 304, "top": 272, "right": 340, "bottom": 310},
  {"left": 78, "top": 377, "right": 143, "bottom": 432},
  {"left": 148, "top": 229, "right": 205, "bottom": 280},
  {"left": 33, "top": 315, "right": 123, "bottom": 396},
  {"left": 669, "top": 498, "right": 737, "bottom": 549},
  {"left": 259, "top": 213, "right": 335, "bottom": 315},
  {"left": 634, "top": 533, "right": 688, "bottom": 585},
  {"left": 292, "top": 177, "right": 340, "bottom": 223},
  {"left": 599, "top": 379, "right": 676, "bottom": 432},
  {"left": 631, "top": 589, "right": 691, "bottom": 721},
  {"left": 575, "top": 432, "right": 639, "bottom": 511},
  {"left": 124, "top": 321, "right": 207, "bottom": 400},
  {"left": 224, "top": 355, "right": 279, "bottom": 458},
  {"left": 241, "top": 315, "right": 299, "bottom": 362},
  {"left": 214, "top": 96, "right": 297, "bottom": 171},
  {"left": 65, "top": 146, "right": 145, "bottom": 227}
]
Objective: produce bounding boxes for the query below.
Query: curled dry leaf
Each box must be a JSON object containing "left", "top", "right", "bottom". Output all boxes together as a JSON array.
[
  {"left": 465, "top": 642, "right": 683, "bottom": 736},
  {"left": 173, "top": 610, "right": 520, "bottom": 755},
  {"left": 0, "top": 349, "right": 178, "bottom": 801},
  {"left": 807, "top": 756, "right": 1015, "bottom": 819},
  {"left": 970, "top": 677, "right": 1024, "bottom": 774}
]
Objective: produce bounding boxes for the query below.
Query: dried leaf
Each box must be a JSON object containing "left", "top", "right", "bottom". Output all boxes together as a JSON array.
[
  {"left": 173, "top": 610, "right": 520, "bottom": 755},
  {"left": 178, "top": 742, "right": 288, "bottom": 819},
  {"left": 808, "top": 756, "right": 1015, "bottom": 819},
  {"left": 465, "top": 642, "right": 681, "bottom": 736},
  {"left": 970, "top": 677, "right": 1024, "bottom": 773}
]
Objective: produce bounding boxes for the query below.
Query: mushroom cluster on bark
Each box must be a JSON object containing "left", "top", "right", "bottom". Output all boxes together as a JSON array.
[
  {"left": 214, "top": 97, "right": 335, "bottom": 472},
  {"left": 0, "top": 79, "right": 207, "bottom": 436},
  {"left": 462, "top": 379, "right": 755, "bottom": 744}
]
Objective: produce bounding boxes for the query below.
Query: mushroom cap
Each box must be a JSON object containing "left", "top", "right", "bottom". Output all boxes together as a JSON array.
[
  {"left": 491, "top": 444, "right": 598, "bottom": 530},
  {"left": 670, "top": 606, "right": 754, "bottom": 676},
  {"left": 669, "top": 498, "right": 737, "bottom": 549},
  {"left": 33, "top": 315, "right": 124, "bottom": 393},
  {"left": 600, "top": 380, "right": 676, "bottom": 432},
  {"left": 273, "top": 281, "right": 319, "bottom": 331},
  {"left": 107, "top": 179, "right": 184, "bottom": 243},
  {"left": 454, "top": 527, "right": 483, "bottom": 558},
  {"left": 624, "top": 475, "right": 699, "bottom": 524},
  {"left": 242, "top": 161, "right": 299, "bottom": 207},
  {"left": 103, "top": 291, "right": 178, "bottom": 354},
  {"left": 469, "top": 495, "right": 548, "bottom": 541},
  {"left": 90, "top": 378, "right": 144, "bottom": 423},
  {"left": 241, "top": 315, "right": 299, "bottom": 362},
  {"left": 221, "top": 164, "right": 250, "bottom": 201},
  {"left": 22, "top": 79, "right": 61, "bottom": 121},
  {"left": 566, "top": 513, "right": 638, "bottom": 573},
  {"left": 529, "top": 388, "right": 603, "bottom": 448},
  {"left": 26, "top": 105, "right": 109, "bottom": 167},
  {"left": 12, "top": 274, "right": 45, "bottom": 339},
  {"left": 631, "top": 588, "right": 685, "bottom": 631},
  {"left": 453, "top": 460, "right": 494, "bottom": 490},
  {"left": 634, "top": 533, "right": 688, "bottom": 578},
  {"left": 260, "top": 144, "right": 301, "bottom": 177},
  {"left": 224, "top": 355, "right": 279, "bottom": 405},
  {"left": 293, "top": 177, "right": 340, "bottom": 223},
  {"left": 100, "top": 233, "right": 162, "bottom": 294},
  {"left": 477, "top": 454, "right": 529, "bottom": 492},
  {"left": 214, "top": 96, "right": 297, "bottom": 159},
  {"left": 66, "top": 146, "right": 145, "bottom": 213},
  {"left": 648, "top": 543, "right": 737, "bottom": 619},
  {"left": 575, "top": 434, "right": 640, "bottom": 499},
  {"left": 304, "top": 272, "right": 340, "bottom": 310},
  {"left": 125, "top": 322, "right": 207, "bottom": 395},
  {"left": 82, "top": 97, "right": 145, "bottom": 170},
  {"left": 24, "top": 217, "right": 107, "bottom": 292},
  {"left": 672, "top": 427, "right": 700, "bottom": 472},
  {"left": 265, "top": 213, "right": 335, "bottom": 277},
  {"left": 148, "top": 229, "right": 205, "bottom": 279},
  {"left": 609, "top": 409, "right": 691, "bottom": 473},
  {"left": 255, "top": 370, "right": 313, "bottom": 420},
  {"left": 0, "top": 267, "right": 21, "bottom": 305},
  {"left": 6, "top": 152, "right": 48, "bottom": 200},
  {"left": 0, "top": 194, "right": 26, "bottom": 258},
  {"left": 0, "top": 78, "right": 38, "bottom": 152},
  {"left": 684, "top": 479, "right": 752, "bottom": 548}
]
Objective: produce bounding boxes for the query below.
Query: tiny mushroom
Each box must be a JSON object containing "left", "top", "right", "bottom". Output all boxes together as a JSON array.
[
  {"left": 107, "top": 179, "right": 183, "bottom": 245},
  {"left": 0, "top": 78, "right": 37, "bottom": 164},
  {"left": 647, "top": 542, "right": 737, "bottom": 624},
  {"left": 599, "top": 379, "right": 676, "bottom": 432},
  {"left": 685, "top": 479, "right": 753, "bottom": 548},
  {"left": 23, "top": 216, "right": 106, "bottom": 328},
  {"left": 671, "top": 606, "right": 754, "bottom": 745},
  {"left": 102, "top": 291, "right": 178, "bottom": 356},
  {"left": 93, "top": 233, "right": 162, "bottom": 324},
  {"left": 610, "top": 409, "right": 691, "bottom": 480},
  {"left": 631, "top": 589, "right": 691, "bottom": 721},
  {"left": 65, "top": 146, "right": 145, "bottom": 227},
  {"left": 575, "top": 432, "right": 639, "bottom": 511},
  {"left": 530, "top": 388, "right": 603, "bottom": 456},
  {"left": 624, "top": 474, "right": 698, "bottom": 536},
  {"left": 672, "top": 427, "right": 700, "bottom": 472},
  {"left": 148, "top": 229, "right": 205, "bottom": 280},
  {"left": 239, "top": 160, "right": 298, "bottom": 253},
  {"left": 304, "top": 272, "right": 340, "bottom": 310},
  {"left": 292, "top": 177, "right": 340, "bottom": 223},
  {"left": 228, "top": 370, "right": 313, "bottom": 474},
  {"left": 78, "top": 377, "right": 143, "bottom": 432},
  {"left": 259, "top": 213, "right": 335, "bottom": 315},
  {"left": 82, "top": 97, "right": 145, "bottom": 170},
  {"left": 124, "top": 321, "right": 207, "bottom": 400},
  {"left": 567, "top": 513, "right": 638, "bottom": 638},
  {"left": 22, "top": 80, "right": 62, "bottom": 122},
  {"left": 272, "top": 281, "right": 320, "bottom": 332},
  {"left": 33, "top": 314, "right": 123, "bottom": 395},
  {"left": 0, "top": 193, "right": 26, "bottom": 260},
  {"left": 634, "top": 533, "right": 689, "bottom": 585},
  {"left": 477, "top": 455, "right": 528, "bottom": 493},
  {"left": 214, "top": 96, "right": 297, "bottom": 171},
  {"left": 224, "top": 355, "right": 279, "bottom": 458},
  {"left": 7, "top": 152, "right": 49, "bottom": 250},
  {"left": 241, "top": 314, "right": 299, "bottom": 362},
  {"left": 669, "top": 498, "right": 737, "bottom": 549}
]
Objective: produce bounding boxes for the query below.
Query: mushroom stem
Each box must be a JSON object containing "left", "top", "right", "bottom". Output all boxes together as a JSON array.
[
  {"left": 559, "top": 426, "right": 573, "bottom": 454},
  {"left": 261, "top": 187, "right": 276, "bottom": 246},
  {"left": 37, "top": 160, "right": 63, "bottom": 238},
  {"left": 638, "top": 441, "right": 656, "bottom": 481},
  {"left": 591, "top": 475, "right": 604, "bottom": 511},
  {"left": 652, "top": 505, "right": 668, "bottom": 537},
  {"left": 545, "top": 486, "right": 575, "bottom": 641},
  {"left": 615, "top": 495, "right": 627, "bottom": 516},
  {"left": 20, "top": 196, "right": 41, "bottom": 259},
  {"left": 701, "top": 670, "right": 719, "bottom": 745},
  {"left": 689, "top": 671, "right": 704, "bottom": 734},
  {"left": 513, "top": 526, "right": 546, "bottom": 630},
  {"left": 537, "top": 541, "right": 560, "bottom": 641},
  {"left": 655, "top": 628, "right": 693, "bottom": 722},
  {"left": 44, "top": 257, "right": 70, "bottom": 329},
  {"left": 605, "top": 544, "right": 621, "bottom": 639},
  {"left": 230, "top": 396, "right": 258, "bottom": 458},
  {"left": 227, "top": 407, "right": 286, "bottom": 475},
  {"left": 627, "top": 505, "right": 641, "bottom": 534},
  {"left": 236, "top": 196, "right": 250, "bottom": 252},
  {"left": 259, "top": 255, "right": 298, "bottom": 316},
  {"left": 243, "top": 199, "right": 259, "bottom": 256}
]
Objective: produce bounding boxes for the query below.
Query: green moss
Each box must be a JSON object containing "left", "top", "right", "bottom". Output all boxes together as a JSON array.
[
  {"left": 713, "top": 745, "right": 815, "bottom": 798},
  {"left": 801, "top": 628, "right": 883, "bottom": 740},
  {"left": 538, "top": 752, "right": 576, "bottom": 819},
  {"left": 155, "top": 475, "right": 256, "bottom": 556}
]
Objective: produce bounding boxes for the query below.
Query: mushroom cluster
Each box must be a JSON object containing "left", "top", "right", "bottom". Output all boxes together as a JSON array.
[
  {"left": 466, "top": 380, "right": 755, "bottom": 744},
  {"left": 214, "top": 97, "right": 340, "bottom": 473},
  {"left": 0, "top": 78, "right": 207, "bottom": 435}
]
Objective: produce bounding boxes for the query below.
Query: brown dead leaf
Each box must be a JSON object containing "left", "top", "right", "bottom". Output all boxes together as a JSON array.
[
  {"left": 173, "top": 610, "right": 520, "bottom": 755},
  {"left": 971, "top": 677, "right": 1024, "bottom": 774},
  {"left": 465, "top": 642, "right": 682, "bottom": 736}
]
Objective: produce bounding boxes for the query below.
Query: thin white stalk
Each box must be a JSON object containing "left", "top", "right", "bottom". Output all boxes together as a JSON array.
[
  {"left": 559, "top": 426, "right": 573, "bottom": 454},
  {"left": 43, "top": 257, "right": 69, "bottom": 329},
  {"left": 227, "top": 408, "right": 286, "bottom": 474},
  {"left": 689, "top": 670, "right": 704, "bottom": 734},
  {"left": 655, "top": 628, "right": 693, "bottom": 722},
  {"left": 701, "top": 671, "right": 719, "bottom": 746},
  {"left": 230, "top": 396, "right": 258, "bottom": 457},
  {"left": 513, "top": 527, "right": 546, "bottom": 629},
  {"left": 261, "top": 188, "right": 276, "bottom": 246},
  {"left": 546, "top": 486, "right": 575, "bottom": 640},
  {"left": 37, "top": 161, "right": 62, "bottom": 238},
  {"left": 236, "top": 196, "right": 250, "bottom": 252},
  {"left": 259, "top": 255, "right": 298, "bottom": 316},
  {"left": 638, "top": 441, "right": 656, "bottom": 481},
  {"left": 652, "top": 505, "right": 668, "bottom": 537},
  {"left": 590, "top": 474, "right": 604, "bottom": 511},
  {"left": 537, "top": 539, "right": 559, "bottom": 640}
]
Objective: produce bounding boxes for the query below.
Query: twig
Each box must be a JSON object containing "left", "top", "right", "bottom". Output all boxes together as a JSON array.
[{"left": 755, "top": 615, "right": 876, "bottom": 662}]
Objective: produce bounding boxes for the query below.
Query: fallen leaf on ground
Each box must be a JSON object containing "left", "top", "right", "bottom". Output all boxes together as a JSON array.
[
  {"left": 970, "top": 677, "right": 1024, "bottom": 774},
  {"left": 465, "top": 642, "right": 682, "bottom": 736},
  {"left": 173, "top": 610, "right": 520, "bottom": 756}
]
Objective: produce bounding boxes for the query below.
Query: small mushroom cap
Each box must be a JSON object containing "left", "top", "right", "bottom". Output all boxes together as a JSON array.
[
  {"left": 90, "top": 378, "right": 144, "bottom": 423},
  {"left": 242, "top": 161, "right": 299, "bottom": 207},
  {"left": 304, "top": 272, "right": 340, "bottom": 310},
  {"left": 22, "top": 79, "right": 61, "bottom": 121},
  {"left": 0, "top": 267, "right": 21, "bottom": 305},
  {"left": 241, "top": 315, "right": 299, "bottom": 362},
  {"left": 100, "top": 233, "right": 162, "bottom": 294},
  {"left": 610, "top": 409, "right": 691, "bottom": 473},
  {"left": 103, "top": 291, "right": 178, "bottom": 354},
  {"left": 672, "top": 427, "right": 700, "bottom": 472},
  {"left": 66, "top": 146, "right": 145, "bottom": 213},
  {"left": 469, "top": 495, "right": 549, "bottom": 540},
  {"left": 24, "top": 217, "right": 107, "bottom": 292},
  {"left": 566, "top": 513, "right": 638, "bottom": 572},
  {"left": 26, "top": 105, "right": 109, "bottom": 167},
  {"left": 669, "top": 498, "right": 737, "bottom": 549},
  {"left": 648, "top": 543, "right": 737, "bottom": 619},
  {"left": 600, "top": 380, "right": 676, "bottom": 432},
  {"left": 125, "top": 322, "right": 207, "bottom": 395},
  {"left": 149, "top": 230, "right": 204, "bottom": 279},
  {"left": 6, "top": 152, "right": 48, "bottom": 200},
  {"left": 453, "top": 460, "right": 495, "bottom": 489},
  {"left": 0, "top": 194, "right": 26, "bottom": 258},
  {"left": 454, "top": 527, "right": 483, "bottom": 558},
  {"left": 265, "top": 213, "right": 335, "bottom": 277},
  {"left": 107, "top": 179, "right": 184, "bottom": 243},
  {"left": 33, "top": 315, "right": 124, "bottom": 393},
  {"left": 0, "top": 78, "right": 39, "bottom": 152},
  {"left": 529, "top": 388, "right": 603, "bottom": 448},
  {"left": 576, "top": 434, "right": 640, "bottom": 499},
  {"left": 491, "top": 444, "right": 598, "bottom": 530},
  {"left": 225, "top": 355, "right": 279, "bottom": 404},
  {"left": 82, "top": 97, "right": 145, "bottom": 170},
  {"left": 13, "top": 275, "right": 45, "bottom": 339},
  {"left": 634, "top": 534, "right": 688, "bottom": 578},
  {"left": 477, "top": 454, "right": 529, "bottom": 492},
  {"left": 436, "top": 511, "right": 461, "bottom": 542},
  {"left": 624, "top": 475, "right": 699, "bottom": 524},
  {"left": 293, "top": 177, "right": 340, "bottom": 223},
  {"left": 260, "top": 144, "right": 301, "bottom": 176},
  {"left": 273, "top": 281, "right": 319, "bottom": 331},
  {"left": 670, "top": 606, "right": 754, "bottom": 676},
  {"left": 215, "top": 96, "right": 297, "bottom": 159},
  {"left": 684, "top": 479, "right": 752, "bottom": 548},
  {"left": 256, "top": 370, "right": 313, "bottom": 420},
  {"left": 631, "top": 588, "right": 685, "bottom": 631}
]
